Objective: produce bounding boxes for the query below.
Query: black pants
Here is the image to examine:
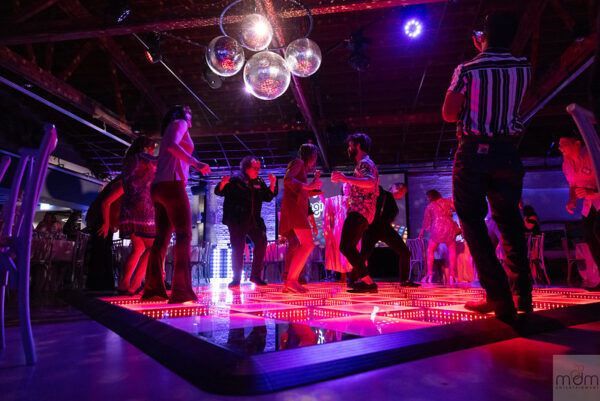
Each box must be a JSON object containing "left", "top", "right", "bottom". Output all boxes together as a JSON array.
[
  {"left": 85, "top": 227, "right": 115, "bottom": 291},
  {"left": 360, "top": 222, "right": 411, "bottom": 282},
  {"left": 582, "top": 207, "right": 600, "bottom": 270},
  {"left": 453, "top": 142, "right": 532, "bottom": 302},
  {"left": 228, "top": 223, "right": 267, "bottom": 282},
  {"left": 340, "top": 212, "right": 371, "bottom": 279}
]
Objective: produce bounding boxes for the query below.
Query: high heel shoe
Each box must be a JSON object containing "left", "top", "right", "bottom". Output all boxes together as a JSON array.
[
  {"left": 283, "top": 281, "right": 307, "bottom": 293},
  {"left": 421, "top": 274, "right": 433, "bottom": 284}
]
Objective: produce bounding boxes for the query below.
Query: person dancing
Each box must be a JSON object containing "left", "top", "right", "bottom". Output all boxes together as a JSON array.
[
  {"left": 443, "top": 11, "right": 532, "bottom": 318},
  {"left": 99, "top": 136, "right": 157, "bottom": 295},
  {"left": 419, "top": 190, "right": 460, "bottom": 284},
  {"left": 332, "top": 133, "right": 380, "bottom": 293},
  {"left": 279, "top": 143, "right": 321, "bottom": 293},
  {"left": 141, "top": 105, "right": 210, "bottom": 304},
  {"left": 215, "top": 156, "right": 277, "bottom": 288},
  {"left": 360, "top": 183, "right": 417, "bottom": 287}
]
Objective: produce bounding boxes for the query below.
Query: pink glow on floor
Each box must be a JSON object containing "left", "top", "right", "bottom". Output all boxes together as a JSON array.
[{"left": 98, "top": 282, "right": 600, "bottom": 342}]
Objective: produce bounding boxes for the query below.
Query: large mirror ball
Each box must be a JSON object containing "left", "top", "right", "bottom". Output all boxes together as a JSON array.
[
  {"left": 206, "top": 36, "right": 245, "bottom": 77},
  {"left": 243, "top": 51, "right": 291, "bottom": 100}
]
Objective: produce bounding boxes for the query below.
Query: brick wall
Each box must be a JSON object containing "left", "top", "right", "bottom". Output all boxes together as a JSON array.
[{"left": 205, "top": 183, "right": 277, "bottom": 278}]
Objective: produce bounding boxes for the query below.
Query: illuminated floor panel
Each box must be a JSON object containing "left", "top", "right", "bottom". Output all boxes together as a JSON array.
[{"left": 99, "top": 282, "right": 600, "bottom": 355}]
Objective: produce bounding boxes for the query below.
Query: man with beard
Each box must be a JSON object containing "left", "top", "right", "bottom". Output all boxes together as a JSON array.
[{"left": 332, "top": 133, "right": 380, "bottom": 293}]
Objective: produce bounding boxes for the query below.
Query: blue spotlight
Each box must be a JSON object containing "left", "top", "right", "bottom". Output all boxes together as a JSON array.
[{"left": 404, "top": 18, "right": 423, "bottom": 39}]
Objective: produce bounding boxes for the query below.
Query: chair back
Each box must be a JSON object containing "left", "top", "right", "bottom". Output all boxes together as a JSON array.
[
  {"left": 529, "top": 234, "right": 544, "bottom": 261},
  {"left": 406, "top": 238, "right": 426, "bottom": 262},
  {"left": 2, "top": 125, "right": 57, "bottom": 241},
  {"left": 199, "top": 240, "right": 211, "bottom": 266},
  {"left": 561, "top": 237, "right": 573, "bottom": 261},
  {"left": 190, "top": 245, "right": 201, "bottom": 264},
  {"left": 0, "top": 124, "right": 57, "bottom": 365},
  {"left": 71, "top": 232, "right": 90, "bottom": 288}
]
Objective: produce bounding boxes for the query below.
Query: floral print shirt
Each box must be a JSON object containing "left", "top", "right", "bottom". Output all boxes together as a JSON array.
[{"left": 347, "top": 156, "right": 379, "bottom": 224}]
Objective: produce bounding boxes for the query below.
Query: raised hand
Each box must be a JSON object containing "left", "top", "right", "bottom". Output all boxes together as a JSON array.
[{"left": 331, "top": 171, "right": 345, "bottom": 183}]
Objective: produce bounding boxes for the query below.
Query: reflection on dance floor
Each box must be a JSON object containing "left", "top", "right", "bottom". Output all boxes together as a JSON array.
[{"left": 98, "top": 282, "right": 600, "bottom": 355}]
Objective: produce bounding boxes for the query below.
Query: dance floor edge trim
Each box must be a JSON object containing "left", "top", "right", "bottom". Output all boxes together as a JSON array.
[{"left": 61, "top": 290, "right": 600, "bottom": 396}]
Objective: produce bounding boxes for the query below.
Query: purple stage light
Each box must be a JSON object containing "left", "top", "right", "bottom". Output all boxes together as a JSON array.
[{"left": 404, "top": 18, "right": 423, "bottom": 39}]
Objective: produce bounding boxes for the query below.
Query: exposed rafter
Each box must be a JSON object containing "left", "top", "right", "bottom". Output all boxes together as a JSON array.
[
  {"left": 58, "top": 0, "right": 167, "bottom": 117},
  {"left": 0, "top": 0, "right": 447, "bottom": 45},
  {"left": 511, "top": 0, "right": 550, "bottom": 57},
  {"left": 58, "top": 40, "right": 95, "bottom": 81},
  {"left": 0, "top": 45, "right": 133, "bottom": 136},
  {"left": 108, "top": 59, "right": 126, "bottom": 119},
  {"left": 521, "top": 33, "right": 596, "bottom": 120},
  {"left": 13, "top": 0, "right": 58, "bottom": 24}
]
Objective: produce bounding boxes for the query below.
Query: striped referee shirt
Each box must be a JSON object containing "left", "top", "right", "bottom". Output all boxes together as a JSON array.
[{"left": 447, "top": 49, "right": 531, "bottom": 137}]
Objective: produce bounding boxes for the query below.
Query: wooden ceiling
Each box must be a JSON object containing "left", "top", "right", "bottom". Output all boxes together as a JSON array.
[{"left": 0, "top": 0, "right": 595, "bottom": 179}]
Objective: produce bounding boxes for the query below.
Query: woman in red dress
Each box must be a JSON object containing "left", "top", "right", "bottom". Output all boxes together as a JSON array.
[{"left": 279, "top": 144, "right": 322, "bottom": 293}]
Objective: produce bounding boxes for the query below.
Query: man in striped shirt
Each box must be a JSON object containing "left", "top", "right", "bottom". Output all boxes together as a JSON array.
[{"left": 442, "top": 11, "right": 532, "bottom": 319}]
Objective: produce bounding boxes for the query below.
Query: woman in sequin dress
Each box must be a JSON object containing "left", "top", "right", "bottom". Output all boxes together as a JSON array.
[{"left": 419, "top": 190, "right": 460, "bottom": 284}]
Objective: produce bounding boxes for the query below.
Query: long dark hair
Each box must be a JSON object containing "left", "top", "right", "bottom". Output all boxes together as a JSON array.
[
  {"left": 161, "top": 105, "right": 191, "bottom": 136},
  {"left": 124, "top": 135, "right": 155, "bottom": 160},
  {"left": 426, "top": 189, "right": 442, "bottom": 202}
]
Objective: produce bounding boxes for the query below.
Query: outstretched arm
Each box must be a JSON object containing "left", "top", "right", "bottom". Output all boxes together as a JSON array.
[{"left": 98, "top": 180, "right": 124, "bottom": 238}]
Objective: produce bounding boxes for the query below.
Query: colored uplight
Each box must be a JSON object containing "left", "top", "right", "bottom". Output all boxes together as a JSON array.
[{"left": 404, "top": 18, "right": 423, "bottom": 39}]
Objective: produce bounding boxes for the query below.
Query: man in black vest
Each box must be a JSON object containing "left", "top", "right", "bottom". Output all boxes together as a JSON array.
[
  {"left": 358, "top": 183, "right": 417, "bottom": 287},
  {"left": 215, "top": 156, "right": 277, "bottom": 288}
]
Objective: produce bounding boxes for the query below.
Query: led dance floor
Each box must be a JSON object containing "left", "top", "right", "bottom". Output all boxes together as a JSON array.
[{"left": 66, "top": 282, "right": 600, "bottom": 395}]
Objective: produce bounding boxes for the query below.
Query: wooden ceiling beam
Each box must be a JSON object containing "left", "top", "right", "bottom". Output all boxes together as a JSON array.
[
  {"left": 511, "top": 0, "right": 550, "bottom": 57},
  {"left": 13, "top": 0, "right": 59, "bottom": 24},
  {"left": 521, "top": 32, "right": 596, "bottom": 120},
  {"left": 0, "top": 0, "right": 446, "bottom": 45},
  {"left": 0, "top": 45, "right": 133, "bottom": 136},
  {"left": 58, "top": 40, "right": 95, "bottom": 81},
  {"left": 108, "top": 59, "right": 126, "bottom": 119},
  {"left": 58, "top": 0, "right": 167, "bottom": 117}
]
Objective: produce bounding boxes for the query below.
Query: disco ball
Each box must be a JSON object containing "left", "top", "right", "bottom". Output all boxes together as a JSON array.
[
  {"left": 240, "top": 14, "right": 273, "bottom": 51},
  {"left": 285, "top": 38, "right": 322, "bottom": 77},
  {"left": 205, "top": 36, "right": 245, "bottom": 77},
  {"left": 243, "top": 51, "right": 291, "bottom": 100}
]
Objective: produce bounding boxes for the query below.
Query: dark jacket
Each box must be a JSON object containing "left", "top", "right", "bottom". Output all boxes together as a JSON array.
[
  {"left": 214, "top": 173, "right": 276, "bottom": 227},
  {"left": 372, "top": 186, "right": 398, "bottom": 225}
]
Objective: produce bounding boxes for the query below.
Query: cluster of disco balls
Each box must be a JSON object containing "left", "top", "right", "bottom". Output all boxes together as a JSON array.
[{"left": 205, "top": 13, "right": 322, "bottom": 100}]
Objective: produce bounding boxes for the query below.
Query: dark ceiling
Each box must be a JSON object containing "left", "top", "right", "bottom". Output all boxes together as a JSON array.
[{"left": 0, "top": 0, "right": 596, "bottom": 179}]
